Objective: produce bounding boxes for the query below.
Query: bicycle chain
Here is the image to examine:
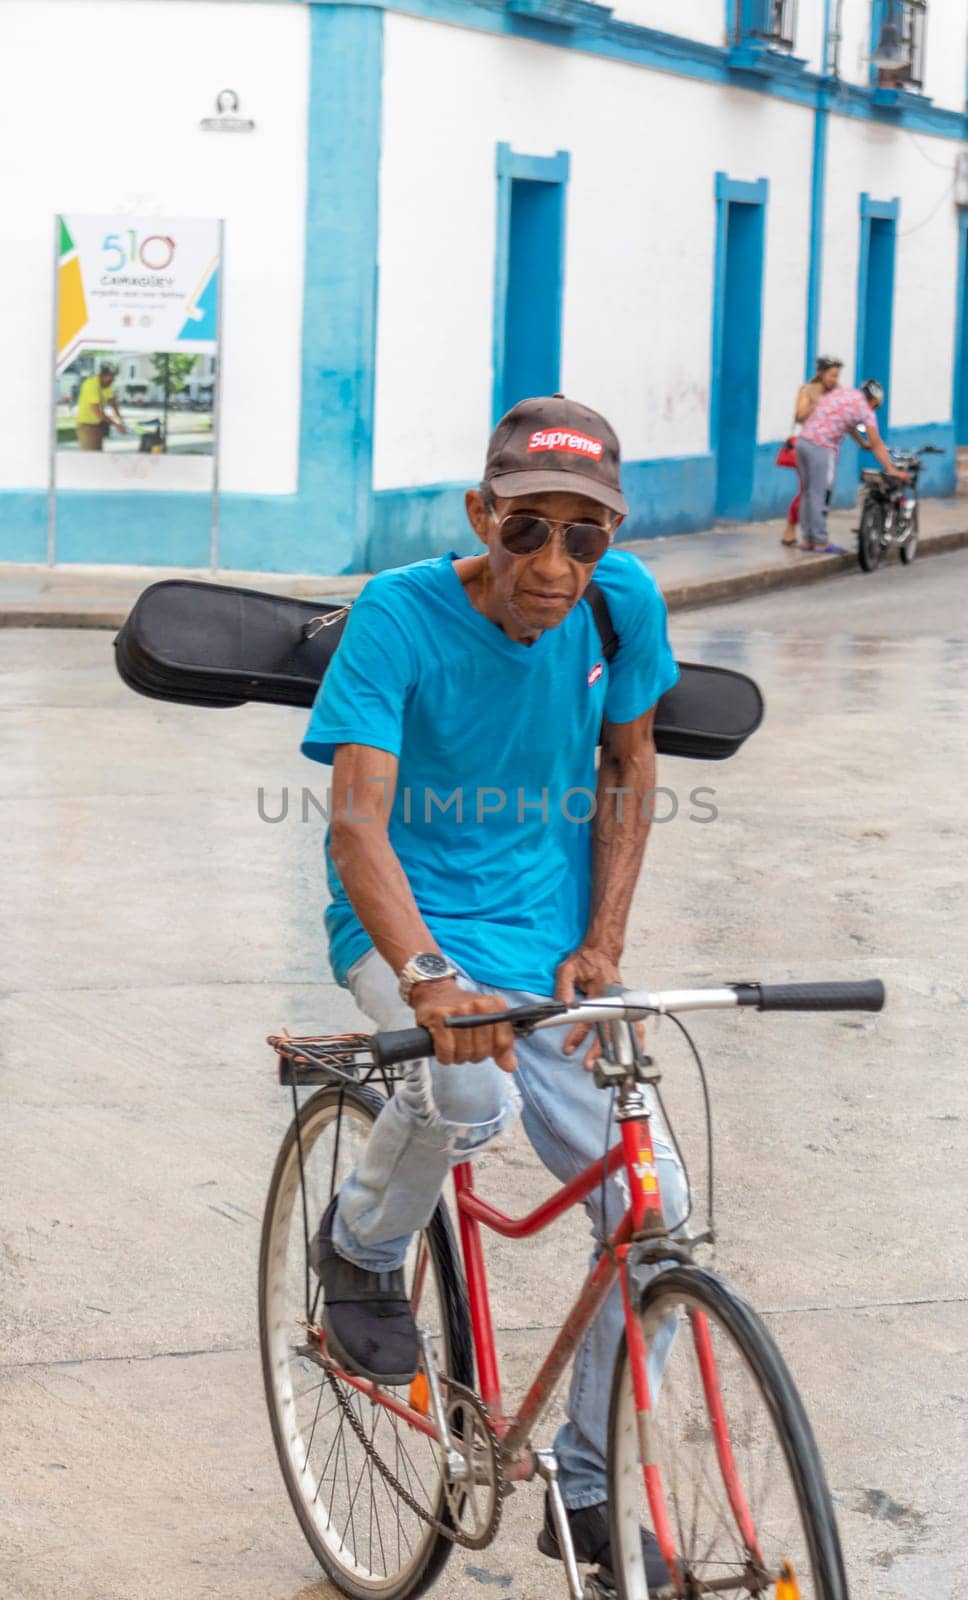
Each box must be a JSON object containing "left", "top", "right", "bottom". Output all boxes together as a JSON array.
[{"left": 322, "top": 1366, "right": 505, "bottom": 1548}]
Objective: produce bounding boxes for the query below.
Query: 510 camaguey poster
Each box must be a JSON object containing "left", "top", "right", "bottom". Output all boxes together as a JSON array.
[{"left": 54, "top": 214, "right": 220, "bottom": 460}]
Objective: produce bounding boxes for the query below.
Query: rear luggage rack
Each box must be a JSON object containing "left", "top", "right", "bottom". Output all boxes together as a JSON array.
[{"left": 268, "top": 1030, "right": 404, "bottom": 1089}]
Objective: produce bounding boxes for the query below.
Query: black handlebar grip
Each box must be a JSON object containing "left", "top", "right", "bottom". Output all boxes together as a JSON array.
[
  {"left": 754, "top": 980, "right": 885, "bottom": 1013},
  {"left": 371, "top": 1026, "right": 434, "bottom": 1067}
]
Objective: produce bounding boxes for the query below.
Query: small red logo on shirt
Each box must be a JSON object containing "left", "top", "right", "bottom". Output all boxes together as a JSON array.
[
  {"left": 528, "top": 428, "right": 604, "bottom": 459},
  {"left": 588, "top": 661, "right": 603, "bottom": 686}
]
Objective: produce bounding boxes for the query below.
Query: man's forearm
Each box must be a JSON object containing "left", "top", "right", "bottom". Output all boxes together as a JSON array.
[
  {"left": 330, "top": 819, "right": 437, "bottom": 975},
  {"left": 584, "top": 742, "right": 656, "bottom": 961}
]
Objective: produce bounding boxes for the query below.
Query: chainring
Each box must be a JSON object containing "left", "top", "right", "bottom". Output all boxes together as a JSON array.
[{"left": 442, "top": 1380, "right": 504, "bottom": 1549}]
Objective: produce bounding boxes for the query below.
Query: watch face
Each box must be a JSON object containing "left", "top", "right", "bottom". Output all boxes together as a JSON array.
[{"left": 415, "top": 954, "right": 450, "bottom": 980}]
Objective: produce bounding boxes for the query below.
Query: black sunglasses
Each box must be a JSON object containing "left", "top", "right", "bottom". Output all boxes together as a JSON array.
[{"left": 495, "top": 512, "right": 612, "bottom": 566}]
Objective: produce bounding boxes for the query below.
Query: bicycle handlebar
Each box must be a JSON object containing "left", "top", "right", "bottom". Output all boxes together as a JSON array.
[{"left": 370, "top": 980, "right": 885, "bottom": 1066}]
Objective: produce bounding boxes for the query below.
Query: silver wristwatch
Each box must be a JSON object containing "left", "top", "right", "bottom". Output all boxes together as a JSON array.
[{"left": 398, "top": 952, "right": 458, "bottom": 1004}]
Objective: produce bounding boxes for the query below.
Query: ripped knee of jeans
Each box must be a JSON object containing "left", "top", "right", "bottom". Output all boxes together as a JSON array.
[{"left": 397, "top": 1061, "right": 521, "bottom": 1156}]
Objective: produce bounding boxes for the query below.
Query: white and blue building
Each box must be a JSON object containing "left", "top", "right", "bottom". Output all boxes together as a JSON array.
[{"left": 2, "top": 0, "right": 967, "bottom": 574}]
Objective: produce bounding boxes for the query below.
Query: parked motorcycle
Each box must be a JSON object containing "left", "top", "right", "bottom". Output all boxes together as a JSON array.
[{"left": 855, "top": 443, "right": 943, "bottom": 572}]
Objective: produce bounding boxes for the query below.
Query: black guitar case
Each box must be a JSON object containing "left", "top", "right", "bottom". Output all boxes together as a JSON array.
[{"left": 114, "top": 578, "right": 764, "bottom": 760}]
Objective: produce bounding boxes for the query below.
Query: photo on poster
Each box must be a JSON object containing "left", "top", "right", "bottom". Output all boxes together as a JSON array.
[{"left": 56, "top": 350, "right": 216, "bottom": 457}]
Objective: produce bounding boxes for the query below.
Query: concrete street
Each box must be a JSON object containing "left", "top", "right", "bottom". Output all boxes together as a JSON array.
[{"left": 1, "top": 553, "right": 966, "bottom": 1600}]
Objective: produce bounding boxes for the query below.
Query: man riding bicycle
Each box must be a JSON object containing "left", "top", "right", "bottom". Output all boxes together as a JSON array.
[{"left": 301, "top": 394, "right": 685, "bottom": 1583}]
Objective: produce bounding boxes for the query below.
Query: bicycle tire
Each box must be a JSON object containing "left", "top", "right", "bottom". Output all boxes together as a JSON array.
[
  {"left": 607, "top": 1263, "right": 848, "bottom": 1600},
  {"left": 898, "top": 502, "right": 918, "bottom": 564},
  {"left": 857, "top": 499, "right": 882, "bottom": 572},
  {"left": 259, "top": 1081, "right": 473, "bottom": 1600}
]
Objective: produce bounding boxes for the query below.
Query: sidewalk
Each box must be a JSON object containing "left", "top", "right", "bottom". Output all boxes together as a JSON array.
[{"left": 2, "top": 497, "right": 966, "bottom": 629}]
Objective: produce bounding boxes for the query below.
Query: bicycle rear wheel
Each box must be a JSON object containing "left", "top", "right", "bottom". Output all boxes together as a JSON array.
[
  {"left": 259, "top": 1081, "right": 473, "bottom": 1600},
  {"left": 607, "top": 1264, "right": 847, "bottom": 1600}
]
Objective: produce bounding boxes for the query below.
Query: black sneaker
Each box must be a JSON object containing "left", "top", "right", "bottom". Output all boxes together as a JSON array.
[
  {"left": 310, "top": 1196, "right": 420, "bottom": 1387},
  {"left": 537, "top": 1493, "right": 671, "bottom": 1590}
]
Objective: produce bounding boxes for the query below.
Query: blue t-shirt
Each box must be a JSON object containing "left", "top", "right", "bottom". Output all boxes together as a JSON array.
[{"left": 302, "top": 549, "right": 678, "bottom": 996}]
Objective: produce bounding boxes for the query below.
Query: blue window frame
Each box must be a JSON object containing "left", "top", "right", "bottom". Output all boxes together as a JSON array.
[
  {"left": 869, "top": 0, "right": 927, "bottom": 91},
  {"left": 731, "top": 0, "right": 798, "bottom": 50},
  {"left": 492, "top": 144, "right": 570, "bottom": 423}
]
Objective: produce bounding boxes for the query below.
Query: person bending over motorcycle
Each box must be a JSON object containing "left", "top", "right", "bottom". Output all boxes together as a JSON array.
[{"left": 794, "top": 378, "right": 908, "bottom": 553}]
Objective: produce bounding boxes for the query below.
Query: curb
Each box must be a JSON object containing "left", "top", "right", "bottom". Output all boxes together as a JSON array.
[
  {"left": 661, "top": 525, "right": 968, "bottom": 613},
  {"left": 1, "top": 526, "right": 966, "bottom": 629}
]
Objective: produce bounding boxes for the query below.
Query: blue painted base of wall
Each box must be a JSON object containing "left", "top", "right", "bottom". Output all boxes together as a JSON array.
[
  {"left": 2, "top": 424, "right": 956, "bottom": 574},
  {"left": 368, "top": 482, "right": 473, "bottom": 570},
  {"left": 1, "top": 492, "right": 48, "bottom": 562},
  {"left": 754, "top": 423, "right": 957, "bottom": 523},
  {"left": 0, "top": 489, "right": 367, "bottom": 574},
  {"left": 57, "top": 492, "right": 212, "bottom": 566},
  {"left": 619, "top": 454, "right": 716, "bottom": 540},
  {"left": 751, "top": 441, "right": 800, "bottom": 523}
]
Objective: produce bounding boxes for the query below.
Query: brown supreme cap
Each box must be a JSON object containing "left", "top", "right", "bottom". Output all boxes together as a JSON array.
[{"left": 483, "top": 394, "right": 628, "bottom": 516}]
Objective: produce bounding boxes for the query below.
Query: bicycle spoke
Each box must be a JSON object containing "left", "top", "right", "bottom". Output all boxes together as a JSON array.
[
  {"left": 304, "top": 1378, "right": 328, "bottom": 1468},
  {"left": 339, "top": 1404, "right": 359, "bottom": 1565},
  {"left": 393, "top": 1423, "right": 437, "bottom": 1511},
  {"left": 340, "top": 1433, "right": 371, "bottom": 1554}
]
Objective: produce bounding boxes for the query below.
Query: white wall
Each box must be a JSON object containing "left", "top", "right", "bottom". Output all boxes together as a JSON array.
[
  {"left": 795, "top": 0, "right": 827, "bottom": 74},
  {"left": 607, "top": 0, "right": 727, "bottom": 46},
  {"left": 0, "top": 0, "right": 308, "bottom": 494},
  {"left": 921, "top": 10, "right": 968, "bottom": 112},
  {"left": 831, "top": 0, "right": 875, "bottom": 86},
  {"left": 820, "top": 117, "right": 960, "bottom": 426},
  {"left": 374, "top": 12, "right": 815, "bottom": 487}
]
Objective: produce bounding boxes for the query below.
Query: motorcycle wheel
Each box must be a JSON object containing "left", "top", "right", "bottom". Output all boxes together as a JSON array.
[
  {"left": 858, "top": 500, "right": 883, "bottom": 572},
  {"left": 899, "top": 503, "right": 919, "bottom": 565}
]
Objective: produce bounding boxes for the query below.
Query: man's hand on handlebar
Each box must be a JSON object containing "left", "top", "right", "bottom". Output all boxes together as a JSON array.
[
  {"left": 555, "top": 946, "right": 638, "bottom": 1070},
  {"left": 886, "top": 465, "right": 911, "bottom": 482},
  {"left": 411, "top": 980, "right": 517, "bottom": 1073}
]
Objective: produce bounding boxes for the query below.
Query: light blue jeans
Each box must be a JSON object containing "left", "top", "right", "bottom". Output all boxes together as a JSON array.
[{"left": 334, "top": 947, "right": 688, "bottom": 1511}]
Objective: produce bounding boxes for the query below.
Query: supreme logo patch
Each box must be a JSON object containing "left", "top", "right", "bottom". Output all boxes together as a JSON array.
[
  {"left": 528, "top": 428, "right": 604, "bottom": 460},
  {"left": 587, "top": 661, "right": 603, "bottom": 686}
]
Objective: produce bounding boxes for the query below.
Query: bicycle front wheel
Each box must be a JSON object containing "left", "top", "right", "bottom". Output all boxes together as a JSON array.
[
  {"left": 607, "top": 1265, "right": 847, "bottom": 1600},
  {"left": 259, "top": 1081, "right": 473, "bottom": 1600}
]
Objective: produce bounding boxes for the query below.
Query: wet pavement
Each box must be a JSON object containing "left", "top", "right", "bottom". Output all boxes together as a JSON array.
[{"left": 1, "top": 553, "right": 966, "bottom": 1599}]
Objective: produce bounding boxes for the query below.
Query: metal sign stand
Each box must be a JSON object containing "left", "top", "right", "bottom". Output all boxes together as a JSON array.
[
  {"left": 209, "top": 217, "right": 225, "bottom": 573},
  {"left": 47, "top": 216, "right": 60, "bottom": 567}
]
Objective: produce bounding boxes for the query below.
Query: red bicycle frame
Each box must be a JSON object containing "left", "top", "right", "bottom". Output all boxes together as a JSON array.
[
  {"left": 324, "top": 1103, "right": 760, "bottom": 1585},
  {"left": 450, "top": 1108, "right": 684, "bottom": 1574}
]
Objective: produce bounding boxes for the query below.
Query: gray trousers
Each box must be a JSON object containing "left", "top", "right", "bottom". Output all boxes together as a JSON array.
[{"left": 795, "top": 437, "right": 836, "bottom": 545}]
